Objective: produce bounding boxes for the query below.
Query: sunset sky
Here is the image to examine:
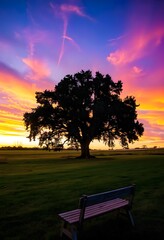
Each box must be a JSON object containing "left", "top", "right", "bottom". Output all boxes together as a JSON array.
[{"left": 0, "top": 0, "right": 163, "bottom": 149}]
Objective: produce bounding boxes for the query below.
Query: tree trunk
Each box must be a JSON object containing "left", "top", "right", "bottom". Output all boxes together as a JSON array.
[{"left": 78, "top": 140, "right": 95, "bottom": 159}]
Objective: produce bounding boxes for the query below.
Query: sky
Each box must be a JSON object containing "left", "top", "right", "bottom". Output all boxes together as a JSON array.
[{"left": 0, "top": 0, "right": 164, "bottom": 149}]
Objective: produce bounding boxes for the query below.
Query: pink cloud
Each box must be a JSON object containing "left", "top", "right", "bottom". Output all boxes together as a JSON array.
[
  {"left": 107, "top": 26, "right": 164, "bottom": 65},
  {"left": 138, "top": 117, "right": 164, "bottom": 141},
  {"left": 0, "top": 61, "right": 53, "bottom": 106},
  {"left": 61, "top": 4, "right": 85, "bottom": 16},
  {"left": 22, "top": 58, "right": 51, "bottom": 80},
  {"left": 50, "top": 2, "right": 93, "bottom": 20},
  {"left": 60, "top": 4, "right": 93, "bottom": 21},
  {"left": 133, "top": 66, "right": 142, "bottom": 74}
]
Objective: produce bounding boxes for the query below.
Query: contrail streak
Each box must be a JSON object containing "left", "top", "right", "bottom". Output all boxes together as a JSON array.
[
  {"left": 50, "top": 2, "right": 93, "bottom": 65},
  {"left": 57, "top": 16, "right": 68, "bottom": 65}
]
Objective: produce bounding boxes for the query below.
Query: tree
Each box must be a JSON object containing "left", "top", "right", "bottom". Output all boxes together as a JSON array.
[{"left": 23, "top": 70, "right": 144, "bottom": 158}]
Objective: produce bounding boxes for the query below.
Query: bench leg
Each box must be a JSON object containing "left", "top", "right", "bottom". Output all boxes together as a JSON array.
[
  {"left": 127, "top": 210, "right": 135, "bottom": 227},
  {"left": 60, "top": 221, "right": 72, "bottom": 239},
  {"left": 116, "top": 208, "right": 135, "bottom": 227},
  {"left": 60, "top": 221, "right": 78, "bottom": 240},
  {"left": 60, "top": 221, "right": 64, "bottom": 238},
  {"left": 71, "top": 225, "right": 78, "bottom": 240},
  {"left": 60, "top": 221, "right": 67, "bottom": 239}
]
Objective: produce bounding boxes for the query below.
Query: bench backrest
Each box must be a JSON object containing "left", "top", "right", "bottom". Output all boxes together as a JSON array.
[{"left": 78, "top": 185, "right": 135, "bottom": 225}]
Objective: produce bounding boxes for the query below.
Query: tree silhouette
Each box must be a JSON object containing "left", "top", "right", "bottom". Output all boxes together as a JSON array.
[{"left": 23, "top": 70, "right": 144, "bottom": 158}]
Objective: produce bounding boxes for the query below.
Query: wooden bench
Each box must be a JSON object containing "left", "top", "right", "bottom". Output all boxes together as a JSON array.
[{"left": 58, "top": 185, "right": 135, "bottom": 240}]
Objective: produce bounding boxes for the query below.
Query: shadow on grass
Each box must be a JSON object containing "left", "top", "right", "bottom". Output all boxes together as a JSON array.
[{"left": 73, "top": 217, "right": 163, "bottom": 240}]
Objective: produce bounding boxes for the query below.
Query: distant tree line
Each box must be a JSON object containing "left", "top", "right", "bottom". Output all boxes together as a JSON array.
[
  {"left": 0, "top": 146, "right": 40, "bottom": 150},
  {"left": 0, "top": 145, "right": 78, "bottom": 151}
]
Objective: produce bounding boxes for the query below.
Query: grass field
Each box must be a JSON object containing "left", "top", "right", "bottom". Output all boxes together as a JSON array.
[{"left": 0, "top": 148, "right": 164, "bottom": 240}]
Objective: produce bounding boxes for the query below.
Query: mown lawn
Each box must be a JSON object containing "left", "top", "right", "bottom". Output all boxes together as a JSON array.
[{"left": 0, "top": 149, "right": 163, "bottom": 240}]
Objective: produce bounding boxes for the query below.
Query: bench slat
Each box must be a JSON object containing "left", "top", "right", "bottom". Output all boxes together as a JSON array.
[
  {"left": 59, "top": 198, "right": 129, "bottom": 224},
  {"left": 84, "top": 199, "right": 128, "bottom": 220},
  {"left": 59, "top": 209, "right": 80, "bottom": 223}
]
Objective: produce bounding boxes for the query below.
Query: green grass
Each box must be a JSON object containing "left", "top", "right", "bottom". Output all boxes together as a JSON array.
[{"left": 0, "top": 149, "right": 164, "bottom": 240}]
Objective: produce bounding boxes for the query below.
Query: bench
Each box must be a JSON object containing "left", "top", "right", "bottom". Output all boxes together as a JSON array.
[{"left": 58, "top": 185, "right": 135, "bottom": 240}]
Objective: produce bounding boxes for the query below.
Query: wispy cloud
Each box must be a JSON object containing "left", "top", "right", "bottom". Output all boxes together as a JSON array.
[
  {"left": 0, "top": 62, "right": 36, "bottom": 103},
  {"left": 133, "top": 66, "right": 142, "bottom": 74},
  {"left": 138, "top": 117, "right": 164, "bottom": 143},
  {"left": 63, "top": 35, "right": 81, "bottom": 51},
  {"left": 0, "top": 59, "right": 52, "bottom": 142},
  {"left": 60, "top": 4, "right": 94, "bottom": 21},
  {"left": 0, "top": 62, "right": 37, "bottom": 139},
  {"left": 107, "top": 27, "right": 164, "bottom": 65},
  {"left": 16, "top": 28, "right": 48, "bottom": 58},
  {"left": 22, "top": 57, "right": 51, "bottom": 81},
  {"left": 50, "top": 2, "right": 93, "bottom": 65},
  {"left": 108, "top": 34, "right": 127, "bottom": 47}
]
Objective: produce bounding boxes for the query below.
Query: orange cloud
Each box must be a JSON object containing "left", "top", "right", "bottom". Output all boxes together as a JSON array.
[
  {"left": 122, "top": 86, "right": 164, "bottom": 111},
  {"left": 139, "top": 110, "right": 164, "bottom": 126},
  {"left": 139, "top": 118, "right": 164, "bottom": 143},
  {"left": 138, "top": 95, "right": 164, "bottom": 112},
  {"left": 0, "top": 115, "right": 24, "bottom": 136},
  {"left": 0, "top": 69, "right": 36, "bottom": 103},
  {"left": 0, "top": 101, "right": 31, "bottom": 141},
  {"left": 111, "top": 62, "right": 164, "bottom": 113},
  {"left": 0, "top": 64, "right": 37, "bottom": 138},
  {"left": 0, "top": 61, "right": 55, "bottom": 143}
]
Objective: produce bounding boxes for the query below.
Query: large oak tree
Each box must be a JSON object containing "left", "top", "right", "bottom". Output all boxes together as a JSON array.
[{"left": 23, "top": 70, "right": 144, "bottom": 158}]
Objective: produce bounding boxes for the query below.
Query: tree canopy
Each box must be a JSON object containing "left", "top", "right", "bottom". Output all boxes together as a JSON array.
[{"left": 23, "top": 70, "right": 144, "bottom": 158}]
